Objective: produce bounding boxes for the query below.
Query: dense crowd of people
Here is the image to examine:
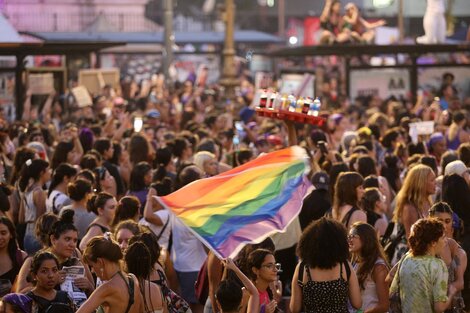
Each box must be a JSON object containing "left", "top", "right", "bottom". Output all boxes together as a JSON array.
[{"left": 0, "top": 60, "right": 468, "bottom": 313}]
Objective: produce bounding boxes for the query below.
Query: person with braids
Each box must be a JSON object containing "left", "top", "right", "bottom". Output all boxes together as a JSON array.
[
  {"left": 16, "top": 210, "right": 95, "bottom": 300},
  {"left": 0, "top": 217, "right": 27, "bottom": 297},
  {"left": 18, "top": 159, "right": 50, "bottom": 255},
  {"left": 129, "top": 229, "right": 190, "bottom": 312},
  {"left": 125, "top": 241, "right": 165, "bottom": 313},
  {"left": 348, "top": 222, "right": 389, "bottom": 312},
  {"left": 390, "top": 218, "right": 457, "bottom": 313},
  {"left": 79, "top": 193, "right": 117, "bottom": 251},
  {"left": 46, "top": 163, "right": 77, "bottom": 215},
  {"left": 77, "top": 235, "right": 143, "bottom": 313}
]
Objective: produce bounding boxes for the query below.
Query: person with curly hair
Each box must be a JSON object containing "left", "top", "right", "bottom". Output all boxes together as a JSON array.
[
  {"left": 390, "top": 218, "right": 457, "bottom": 313},
  {"left": 290, "top": 217, "right": 362, "bottom": 313}
]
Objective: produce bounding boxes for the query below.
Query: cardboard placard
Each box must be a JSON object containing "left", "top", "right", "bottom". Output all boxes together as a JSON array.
[
  {"left": 78, "top": 69, "right": 120, "bottom": 95},
  {"left": 28, "top": 73, "right": 54, "bottom": 95},
  {"left": 409, "top": 121, "right": 434, "bottom": 144},
  {"left": 72, "top": 86, "right": 93, "bottom": 108}
]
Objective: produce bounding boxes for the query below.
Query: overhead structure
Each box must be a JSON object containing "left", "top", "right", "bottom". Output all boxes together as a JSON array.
[{"left": 270, "top": 43, "right": 470, "bottom": 100}]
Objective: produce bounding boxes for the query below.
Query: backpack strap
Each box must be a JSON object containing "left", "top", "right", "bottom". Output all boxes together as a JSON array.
[
  {"left": 118, "top": 272, "right": 135, "bottom": 313},
  {"left": 155, "top": 216, "right": 170, "bottom": 241},
  {"left": 51, "top": 192, "right": 61, "bottom": 215},
  {"left": 342, "top": 206, "right": 359, "bottom": 228},
  {"left": 297, "top": 261, "right": 306, "bottom": 287},
  {"left": 343, "top": 261, "right": 351, "bottom": 282}
]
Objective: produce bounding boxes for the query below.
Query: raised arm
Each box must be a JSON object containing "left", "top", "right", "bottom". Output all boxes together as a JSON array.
[
  {"left": 207, "top": 252, "right": 223, "bottom": 313},
  {"left": 360, "top": 17, "right": 386, "bottom": 30},
  {"left": 223, "top": 258, "right": 259, "bottom": 313},
  {"left": 40, "top": 90, "right": 55, "bottom": 121},
  {"left": 320, "top": 0, "right": 333, "bottom": 22},
  {"left": 22, "top": 89, "right": 32, "bottom": 121},
  {"left": 290, "top": 262, "right": 303, "bottom": 313},
  {"left": 15, "top": 257, "right": 33, "bottom": 293},
  {"left": 144, "top": 188, "right": 164, "bottom": 226}
]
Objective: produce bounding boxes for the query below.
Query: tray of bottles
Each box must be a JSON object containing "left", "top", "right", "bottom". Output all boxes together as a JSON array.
[{"left": 254, "top": 90, "right": 326, "bottom": 126}]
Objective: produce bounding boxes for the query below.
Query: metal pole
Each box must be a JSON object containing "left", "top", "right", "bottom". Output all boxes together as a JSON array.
[
  {"left": 278, "top": 0, "right": 285, "bottom": 37},
  {"left": 220, "top": 0, "right": 238, "bottom": 101},
  {"left": 398, "top": 0, "right": 404, "bottom": 42},
  {"left": 163, "top": 0, "right": 174, "bottom": 87}
]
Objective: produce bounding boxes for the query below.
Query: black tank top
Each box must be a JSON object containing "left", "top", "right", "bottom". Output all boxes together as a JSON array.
[{"left": 301, "top": 264, "right": 349, "bottom": 313}]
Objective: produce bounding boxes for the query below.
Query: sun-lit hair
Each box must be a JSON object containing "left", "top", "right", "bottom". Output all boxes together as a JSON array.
[
  {"left": 193, "top": 151, "right": 216, "bottom": 172},
  {"left": 332, "top": 171, "right": 364, "bottom": 220},
  {"left": 393, "top": 164, "right": 434, "bottom": 222}
]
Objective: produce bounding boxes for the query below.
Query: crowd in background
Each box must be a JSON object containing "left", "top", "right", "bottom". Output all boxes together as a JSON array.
[{"left": 0, "top": 62, "right": 468, "bottom": 313}]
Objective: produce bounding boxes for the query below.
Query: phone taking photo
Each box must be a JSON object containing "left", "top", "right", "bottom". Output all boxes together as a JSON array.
[{"left": 318, "top": 141, "right": 328, "bottom": 155}]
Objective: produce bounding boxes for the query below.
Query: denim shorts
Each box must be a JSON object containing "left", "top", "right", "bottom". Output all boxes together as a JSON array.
[
  {"left": 24, "top": 223, "right": 41, "bottom": 256},
  {"left": 175, "top": 270, "right": 199, "bottom": 304}
]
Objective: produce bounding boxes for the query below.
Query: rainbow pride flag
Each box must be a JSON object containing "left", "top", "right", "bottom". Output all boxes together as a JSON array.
[{"left": 156, "top": 146, "right": 312, "bottom": 259}]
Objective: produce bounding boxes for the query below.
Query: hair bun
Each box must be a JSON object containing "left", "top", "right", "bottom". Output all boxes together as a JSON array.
[{"left": 60, "top": 209, "right": 75, "bottom": 224}]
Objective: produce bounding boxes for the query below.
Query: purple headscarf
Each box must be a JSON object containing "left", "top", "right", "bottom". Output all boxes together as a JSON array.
[{"left": 2, "top": 293, "right": 32, "bottom": 313}]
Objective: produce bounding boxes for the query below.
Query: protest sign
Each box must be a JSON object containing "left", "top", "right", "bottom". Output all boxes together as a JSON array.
[
  {"left": 78, "top": 69, "right": 119, "bottom": 95},
  {"left": 28, "top": 73, "right": 54, "bottom": 95},
  {"left": 72, "top": 86, "right": 93, "bottom": 108}
]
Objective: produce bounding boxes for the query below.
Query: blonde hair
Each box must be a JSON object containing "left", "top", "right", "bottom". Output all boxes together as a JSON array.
[
  {"left": 193, "top": 151, "right": 216, "bottom": 172},
  {"left": 393, "top": 164, "right": 433, "bottom": 222}
]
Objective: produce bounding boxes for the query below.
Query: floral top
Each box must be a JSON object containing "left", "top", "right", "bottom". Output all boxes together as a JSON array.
[{"left": 390, "top": 254, "right": 448, "bottom": 313}]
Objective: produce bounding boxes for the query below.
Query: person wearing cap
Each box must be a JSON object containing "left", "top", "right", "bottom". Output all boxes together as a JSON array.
[
  {"left": 445, "top": 160, "right": 470, "bottom": 186},
  {"left": 0, "top": 293, "right": 32, "bottom": 313},
  {"left": 299, "top": 171, "right": 331, "bottom": 231},
  {"left": 145, "top": 109, "right": 160, "bottom": 128}
]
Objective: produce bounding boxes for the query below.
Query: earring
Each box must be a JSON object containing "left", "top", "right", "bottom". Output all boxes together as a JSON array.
[{"left": 100, "top": 268, "right": 104, "bottom": 276}]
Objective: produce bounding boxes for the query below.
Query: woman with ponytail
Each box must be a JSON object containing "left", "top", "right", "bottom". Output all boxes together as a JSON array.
[
  {"left": 79, "top": 193, "right": 117, "bottom": 251},
  {"left": 46, "top": 163, "right": 77, "bottom": 215},
  {"left": 152, "top": 147, "right": 176, "bottom": 183},
  {"left": 125, "top": 241, "right": 165, "bottom": 313},
  {"left": 78, "top": 235, "right": 143, "bottom": 313},
  {"left": 18, "top": 159, "right": 50, "bottom": 255},
  {"left": 62, "top": 178, "right": 96, "bottom": 241}
]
